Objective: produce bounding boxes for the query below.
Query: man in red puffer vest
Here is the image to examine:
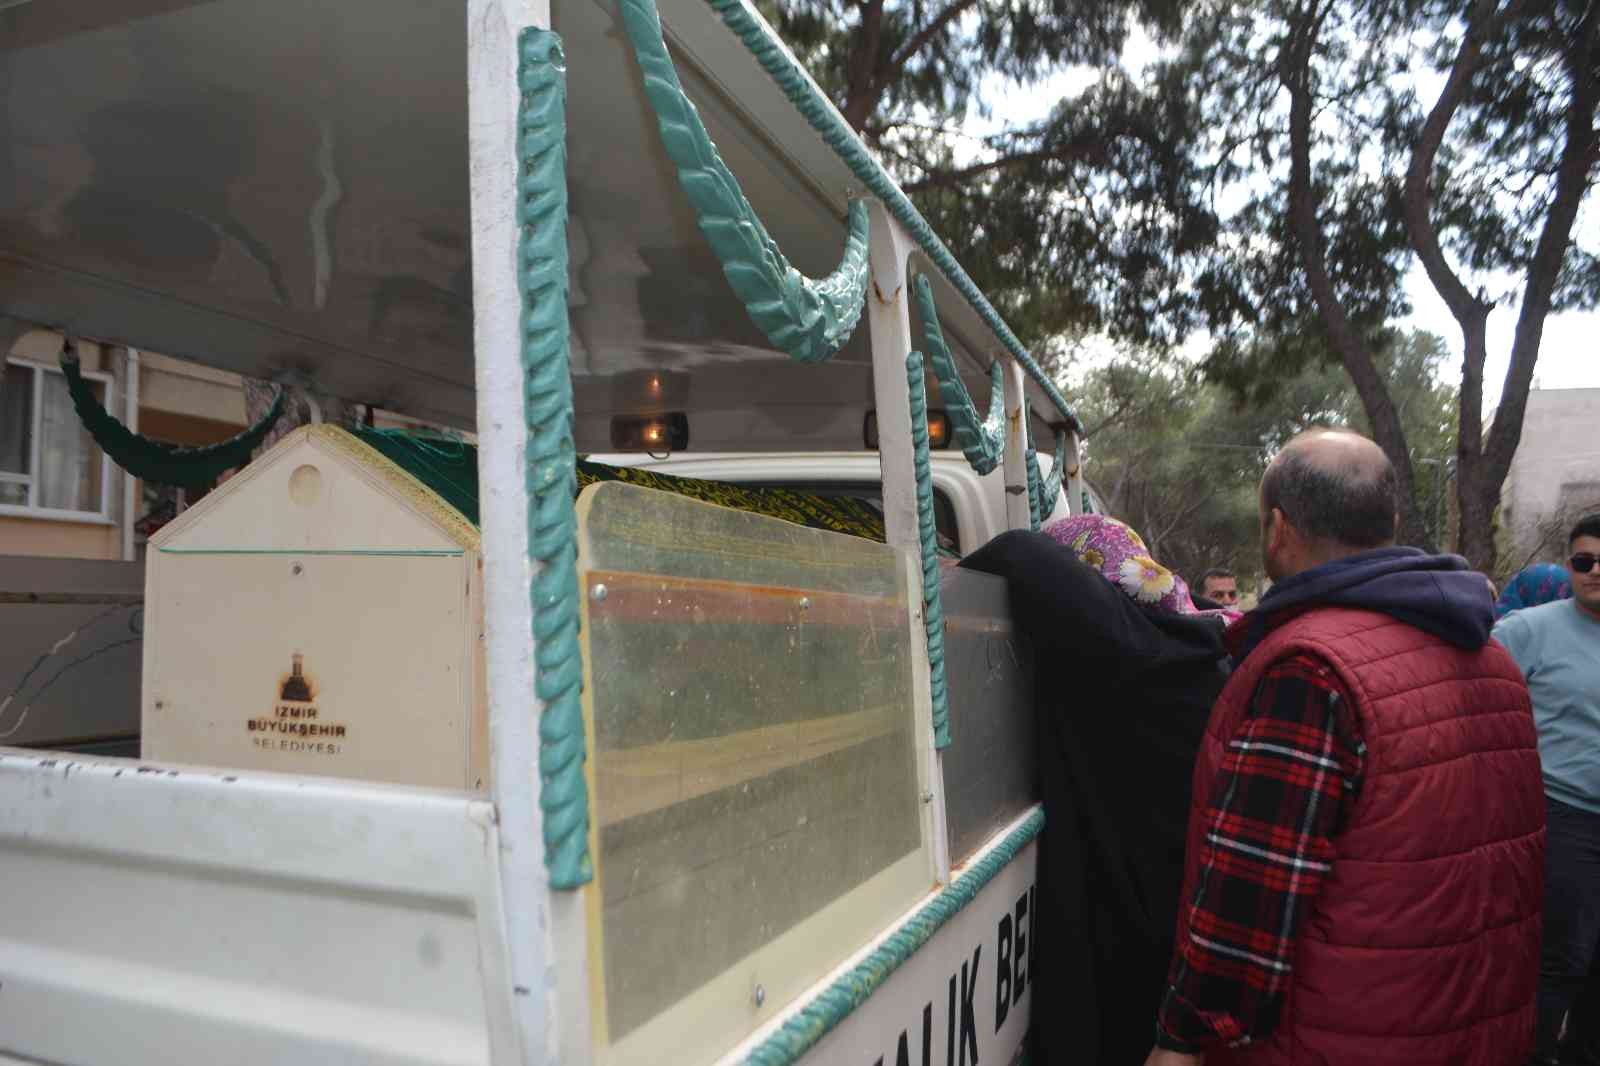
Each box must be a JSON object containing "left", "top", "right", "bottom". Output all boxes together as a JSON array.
[{"left": 1143, "top": 429, "right": 1545, "bottom": 1066}]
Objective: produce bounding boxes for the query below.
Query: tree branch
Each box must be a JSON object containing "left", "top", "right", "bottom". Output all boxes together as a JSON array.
[
  {"left": 1402, "top": 0, "right": 1508, "bottom": 473},
  {"left": 1080, "top": 383, "right": 1166, "bottom": 440},
  {"left": 1281, "top": 0, "right": 1426, "bottom": 545},
  {"left": 1482, "top": 1, "right": 1600, "bottom": 491},
  {"left": 841, "top": 0, "right": 887, "bottom": 130},
  {"left": 1151, "top": 484, "right": 1222, "bottom": 547},
  {"left": 904, "top": 146, "right": 1066, "bottom": 191},
  {"left": 888, "top": 0, "right": 982, "bottom": 80},
  {"left": 904, "top": 114, "right": 1162, "bottom": 193}
]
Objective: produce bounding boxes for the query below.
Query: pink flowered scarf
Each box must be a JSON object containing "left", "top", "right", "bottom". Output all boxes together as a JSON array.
[{"left": 1043, "top": 514, "right": 1240, "bottom": 621}]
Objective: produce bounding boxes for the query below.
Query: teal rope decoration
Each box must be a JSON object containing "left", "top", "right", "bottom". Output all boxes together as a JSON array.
[
  {"left": 61, "top": 347, "right": 283, "bottom": 488},
  {"left": 906, "top": 350, "right": 951, "bottom": 750},
  {"left": 701, "top": 0, "right": 1082, "bottom": 434},
  {"left": 618, "top": 0, "right": 869, "bottom": 364},
  {"left": 1037, "top": 429, "right": 1066, "bottom": 519},
  {"left": 743, "top": 808, "right": 1043, "bottom": 1066},
  {"left": 1025, "top": 446, "right": 1042, "bottom": 532},
  {"left": 518, "top": 29, "right": 592, "bottom": 890},
  {"left": 913, "top": 274, "right": 1002, "bottom": 475}
]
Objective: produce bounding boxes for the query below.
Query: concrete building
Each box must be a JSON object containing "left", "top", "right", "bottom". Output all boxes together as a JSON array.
[{"left": 1500, "top": 387, "right": 1600, "bottom": 568}]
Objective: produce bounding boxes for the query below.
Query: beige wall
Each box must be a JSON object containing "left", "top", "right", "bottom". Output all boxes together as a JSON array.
[
  {"left": 0, "top": 514, "right": 120, "bottom": 559},
  {"left": 139, "top": 351, "right": 248, "bottom": 424},
  {"left": 1501, "top": 388, "right": 1600, "bottom": 565},
  {"left": 8, "top": 329, "right": 112, "bottom": 372}
]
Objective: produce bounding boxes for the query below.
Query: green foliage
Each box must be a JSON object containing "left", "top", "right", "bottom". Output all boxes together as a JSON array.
[
  {"left": 970, "top": 0, "right": 1599, "bottom": 350},
  {"left": 766, "top": 0, "right": 1596, "bottom": 567},
  {"left": 758, "top": 0, "right": 1187, "bottom": 344},
  {"left": 1080, "top": 329, "right": 1460, "bottom": 587},
  {"left": 1077, "top": 356, "right": 1268, "bottom": 586},
  {"left": 766, "top": 0, "right": 1598, "bottom": 355},
  {"left": 758, "top": 0, "right": 1182, "bottom": 131}
]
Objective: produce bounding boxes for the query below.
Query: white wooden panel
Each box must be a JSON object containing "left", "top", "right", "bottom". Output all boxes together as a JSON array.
[
  {"left": 155, "top": 429, "right": 468, "bottom": 554},
  {"left": 0, "top": 751, "right": 518, "bottom": 1066},
  {"left": 143, "top": 551, "right": 479, "bottom": 788},
  {"left": 719, "top": 815, "right": 1040, "bottom": 1066}
]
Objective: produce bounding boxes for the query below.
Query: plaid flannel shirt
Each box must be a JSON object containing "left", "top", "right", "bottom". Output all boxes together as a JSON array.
[{"left": 1155, "top": 652, "right": 1366, "bottom": 1052}]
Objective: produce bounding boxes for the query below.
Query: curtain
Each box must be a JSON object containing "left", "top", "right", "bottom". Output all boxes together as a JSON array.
[
  {"left": 1, "top": 364, "right": 32, "bottom": 505},
  {"left": 37, "top": 369, "right": 102, "bottom": 512}
]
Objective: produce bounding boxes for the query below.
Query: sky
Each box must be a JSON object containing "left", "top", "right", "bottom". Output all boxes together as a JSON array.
[
  {"left": 967, "top": 42, "right": 1600, "bottom": 413},
  {"left": 1402, "top": 270, "right": 1600, "bottom": 405}
]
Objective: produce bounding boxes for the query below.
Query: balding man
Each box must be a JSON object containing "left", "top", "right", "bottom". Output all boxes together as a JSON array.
[{"left": 1145, "top": 429, "right": 1545, "bottom": 1066}]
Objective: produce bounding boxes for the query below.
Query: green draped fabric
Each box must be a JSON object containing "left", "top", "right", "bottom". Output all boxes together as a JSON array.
[
  {"left": 346, "top": 426, "right": 935, "bottom": 551},
  {"left": 62, "top": 353, "right": 284, "bottom": 489}
]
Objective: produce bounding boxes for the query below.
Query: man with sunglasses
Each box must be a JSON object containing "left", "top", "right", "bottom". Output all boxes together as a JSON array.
[{"left": 1495, "top": 514, "right": 1600, "bottom": 1065}]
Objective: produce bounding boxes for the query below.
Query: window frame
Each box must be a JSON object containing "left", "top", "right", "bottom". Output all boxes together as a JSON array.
[{"left": 0, "top": 357, "right": 117, "bottom": 525}]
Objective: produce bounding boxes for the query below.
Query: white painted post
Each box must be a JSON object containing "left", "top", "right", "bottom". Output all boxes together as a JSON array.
[
  {"left": 122, "top": 347, "right": 141, "bottom": 561},
  {"left": 865, "top": 203, "right": 951, "bottom": 884},
  {"left": 1000, "top": 360, "right": 1031, "bottom": 530},
  {"left": 866, "top": 203, "right": 920, "bottom": 553},
  {"left": 1064, "top": 428, "right": 1085, "bottom": 517},
  {"left": 466, "top": 2, "right": 567, "bottom": 1064}
]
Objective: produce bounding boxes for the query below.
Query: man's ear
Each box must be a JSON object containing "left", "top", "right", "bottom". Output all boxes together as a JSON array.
[{"left": 1265, "top": 507, "right": 1290, "bottom": 555}]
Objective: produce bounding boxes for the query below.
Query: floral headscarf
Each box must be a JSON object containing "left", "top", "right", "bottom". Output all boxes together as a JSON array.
[
  {"left": 1044, "top": 514, "right": 1234, "bottom": 618},
  {"left": 1494, "top": 563, "right": 1572, "bottom": 619}
]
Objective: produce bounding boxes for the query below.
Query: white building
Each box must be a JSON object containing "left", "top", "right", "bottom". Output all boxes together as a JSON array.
[{"left": 1500, "top": 387, "right": 1600, "bottom": 568}]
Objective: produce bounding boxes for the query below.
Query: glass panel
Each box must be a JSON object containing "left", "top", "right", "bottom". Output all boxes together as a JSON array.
[
  {"left": 0, "top": 481, "right": 27, "bottom": 506},
  {"left": 37, "top": 371, "right": 103, "bottom": 513},
  {"left": 1, "top": 364, "right": 32, "bottom": 477},
  {"left": 939, "top": 568, "right": 1038, "bottom": 864},
  {"left": 578, "top": 482, "right": 930, "bottom": 1066}
]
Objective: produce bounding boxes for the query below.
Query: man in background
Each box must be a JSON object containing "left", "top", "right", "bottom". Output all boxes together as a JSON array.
[
  {"left": 1194, "top": 567, "right": 1239, "bottom": 609},
  {"left": 1494, "top": 514, "right": 1600, "bottom": 1065},
  {"left": 1146, "top": 428, "right": 1544, "bottom": 1066}
]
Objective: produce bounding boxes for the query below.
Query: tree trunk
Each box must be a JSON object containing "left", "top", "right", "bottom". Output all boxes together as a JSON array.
[
  {"left": 1455, "top": 462, "right": 1498, "bottom": 572},
  {"left": 840, "top": 0, "right": 885, "bottom": 131},
  {"left": 1452, "top": 1, "right": 1600, "bottom": 571},
  {"left": 1281, "top": 16, "right": 1429, "bottom": 549}
]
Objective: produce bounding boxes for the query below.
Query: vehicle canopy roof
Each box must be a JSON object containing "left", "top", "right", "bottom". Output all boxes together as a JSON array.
[{"left": 1, "top": 0, "right": 1074, "bottom": 450}]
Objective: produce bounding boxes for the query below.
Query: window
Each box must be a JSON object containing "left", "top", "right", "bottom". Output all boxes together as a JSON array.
[
  {"left": 756, "top": 480, "right": 962, "bottom": 554},
  {"left": 1, "top": 360, "right": 112, "bottom": 520}
]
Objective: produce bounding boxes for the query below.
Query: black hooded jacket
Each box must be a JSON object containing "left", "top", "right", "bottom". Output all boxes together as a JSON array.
[
  {"left": 960, "top": 531, "right": 1231, "bottom": 1066},
  {"left": 1234, "top": 545, "right": 1495, "bottom": 660}
]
